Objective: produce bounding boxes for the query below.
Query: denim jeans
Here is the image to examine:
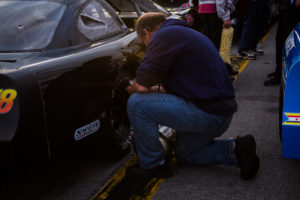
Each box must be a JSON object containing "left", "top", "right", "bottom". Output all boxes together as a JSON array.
[
  {"left": 238, "top": 0, "right": 270, "bottom": 52},
  {"left": 127, "top": 92, "right": 237, "bottom": 169}
]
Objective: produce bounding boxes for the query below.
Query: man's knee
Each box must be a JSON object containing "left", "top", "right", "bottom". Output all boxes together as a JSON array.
[{"left": 127, "top": 93, "right": 144, "bottom": 112}]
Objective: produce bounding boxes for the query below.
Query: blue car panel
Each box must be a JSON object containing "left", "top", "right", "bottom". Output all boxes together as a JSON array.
[{"left": 281, "top": 22, "right": 300, "bottom": 159}]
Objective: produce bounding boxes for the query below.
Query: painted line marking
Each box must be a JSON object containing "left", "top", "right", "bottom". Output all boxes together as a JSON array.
[
  {"left": 91, "top": 155, "right": 165, "bottom": 200},
  {"left": 232, "top": 25, "right": 274, "bottom": 81},
  {"left": 91, "top": 158, "right": 137, "bottom": 200}
]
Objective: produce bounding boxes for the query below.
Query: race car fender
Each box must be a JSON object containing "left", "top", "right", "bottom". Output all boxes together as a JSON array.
[
  {"left": 281, "top": 24, "right": 300, "bottom": 159},
  {"left": 0, "top": 69, "right": 48, "bottom": 160},
  {"left": 0, "top": 74, "right": 20, "bottom": 142}
]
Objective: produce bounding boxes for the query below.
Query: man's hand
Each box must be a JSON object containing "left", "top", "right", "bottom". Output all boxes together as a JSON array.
[
  {"left": 125, "top": 80, "right": 166, "bottom": 94},
  {"left": 125, "top": 79, "right": 150, "bottom": 94},
  {"left": 223, "top": 19, "right": 232, "bottom": 28}
]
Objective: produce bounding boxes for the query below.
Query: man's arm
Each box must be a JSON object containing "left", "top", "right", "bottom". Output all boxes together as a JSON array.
[{"left": 216, "top": 0, "right": 235, "bottom": 28}]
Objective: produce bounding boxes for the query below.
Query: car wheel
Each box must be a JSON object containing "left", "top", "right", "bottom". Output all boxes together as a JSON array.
[
  {"left": 109, "top": 71, "right": 133, "bottom": 155},
  {"left": 279, "top": 80, "right": 283, "bottom": 142}
]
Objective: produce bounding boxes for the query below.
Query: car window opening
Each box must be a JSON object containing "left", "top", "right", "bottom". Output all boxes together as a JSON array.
[
  {"left": 80, "top": 15, "right": 106, "bottom": 27},
  {"left": 77, "top": 0, "right": 124, "bottom": 41}
]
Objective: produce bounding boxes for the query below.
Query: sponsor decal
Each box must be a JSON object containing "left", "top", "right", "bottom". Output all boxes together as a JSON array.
[
  {"left": 0, "top": 89, "right": 17, "bottom": 114},
  {"left": 74, "top": 120, "right": 100, "bottom": 141},
  {"left": 283, "top": 113, "right": 300, "bottom": 125},
  {"left": 285, "top": 32, "right": 295, "bottom": 57}
]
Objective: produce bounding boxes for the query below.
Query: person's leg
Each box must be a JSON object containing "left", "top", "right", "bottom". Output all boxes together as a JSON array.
[
  {"left": 238, "top": 0, "right": 258, "bottom": 52},
  {"left": 127, "top": 92, "right": 235, "bottom": 169},
  {"left": 275, "top": 10, "right": 286, "bottom": 74},
  {"left": 249, "top": 0, "right": 270, "bottom": 50},
  {"left": 198, "top": 13, "right": 223, "bottom": 50},
  {"left": 264, "top": 13, "right": 284, "bottom": 86},
  {"left": 176, "top": 132, "right": 237, "bottom": 166},
  {"left": 207, "top": 13, "right": 223, "bottom": 50}
]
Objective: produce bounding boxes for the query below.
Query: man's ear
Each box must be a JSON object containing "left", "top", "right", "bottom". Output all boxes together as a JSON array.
[{"left": 143, "top": 28, "right": 151, "bottom": 40}]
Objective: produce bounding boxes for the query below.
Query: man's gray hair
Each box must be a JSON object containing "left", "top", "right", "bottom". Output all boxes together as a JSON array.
[{"left": 135, "top": 12, "right": 167, "bottom": 37}]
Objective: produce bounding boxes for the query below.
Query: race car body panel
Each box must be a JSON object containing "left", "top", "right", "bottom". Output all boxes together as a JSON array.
[
  {"left": 0, "top": 69, "right": 48, "bottom": 161},
  {"left": 0, "top": 0, "right": 166, "bottom": 161},
  {"left": 281, "top": 22, "right": 300, "bottom": 159}
]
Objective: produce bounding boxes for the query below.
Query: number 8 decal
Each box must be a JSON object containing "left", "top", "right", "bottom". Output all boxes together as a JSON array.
[{"left": 0, "top": 89, "right": 17, "bottom": 114}]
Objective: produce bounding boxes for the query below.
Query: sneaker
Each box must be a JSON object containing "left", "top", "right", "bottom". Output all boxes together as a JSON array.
[
  {"left": 126, "top": 161, "right": 173, "bottom": 179},
  {"left": 249, "top": 49, "right": 264, "bottom": 56},
  {"left": 236, "top": 50, "right": 256, "bottom": 60},
  {"left": 234, "top": 135, "right": 260, "bottom": 180}
]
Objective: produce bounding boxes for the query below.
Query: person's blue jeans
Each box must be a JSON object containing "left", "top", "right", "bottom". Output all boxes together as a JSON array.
[
  {"left": 238, "top": 0, "right": 270, "bottom": 52},
  {"left": 127, "top": 92, "right": 237, "bottom": 169}
]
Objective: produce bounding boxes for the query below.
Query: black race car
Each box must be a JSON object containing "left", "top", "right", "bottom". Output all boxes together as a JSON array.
[{"left": 0, "top": 0, "right": 170, "bottom": 163}]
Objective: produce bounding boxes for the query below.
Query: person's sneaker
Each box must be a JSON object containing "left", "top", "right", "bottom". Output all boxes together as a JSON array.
[
  {"left": 126, "top": 161, "right": 173, "bottom": 179},
  {"left": 234, "top": 135, "right": 260, "bottom": 180},
  {"left": 236, "top": 50, "right": 256, "bottom": 60},
  {"left": 249, "top": 49, "right": 264, "bottom": 56},
  {"left": 264, "top": 77, "right": 280, "bottom": 86}
]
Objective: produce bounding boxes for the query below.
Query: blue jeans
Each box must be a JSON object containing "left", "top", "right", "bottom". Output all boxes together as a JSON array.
[
  {"left": 238, "top": 0, "right": 270, "bottom": 52},
  {"left": 127, "top": 92, "right": 237, "bottom": 169}
]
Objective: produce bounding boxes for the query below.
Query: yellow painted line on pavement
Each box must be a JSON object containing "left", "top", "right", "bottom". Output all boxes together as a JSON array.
[
  {"left": 232, "top": 59, "right": 250, "bottom": 81},
  {"left": 142, "top": 179, "right": 164, "bottom": 200},
  {"left": 91, "top": 155, "right": 164, "bottom": 200},
  {"left": 232, "top": 24, "right": 274, "bottom": 81},
  {"left": 260, "top": 25, "right": 274, "bottom": 44},
  {"left": 91, "top": 158, "right": 137, "bottom": 200}
]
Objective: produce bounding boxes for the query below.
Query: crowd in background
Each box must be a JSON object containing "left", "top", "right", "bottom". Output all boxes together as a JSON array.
[{"left": 155, "top": 0, "right": 300, "bottom": 85}]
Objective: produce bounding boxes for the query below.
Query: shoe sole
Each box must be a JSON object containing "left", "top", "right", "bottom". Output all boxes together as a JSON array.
[{"left": 240, "top": 155, "right": 260, "bottom": 180}]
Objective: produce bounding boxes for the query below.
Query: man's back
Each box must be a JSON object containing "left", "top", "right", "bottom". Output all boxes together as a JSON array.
[{"left": 136, "top": 19, "right": 236, "bottom": 114}]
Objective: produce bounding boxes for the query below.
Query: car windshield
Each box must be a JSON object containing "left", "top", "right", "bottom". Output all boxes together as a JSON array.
[
  {"left": 0, "top": 1, "right": 66, "bottom": 52},
  {"left": 108, "top": 0, "right": 170, "bottom": 15}
]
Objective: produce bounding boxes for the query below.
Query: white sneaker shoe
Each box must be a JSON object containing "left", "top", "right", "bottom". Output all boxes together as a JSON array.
[{"left": 236, "top": 50, "right": 256, "bottom": 60}]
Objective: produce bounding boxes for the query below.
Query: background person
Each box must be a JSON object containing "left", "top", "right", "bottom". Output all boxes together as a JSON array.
[
  {"left": 264, "top": 0, "right": 300, "bottom": 86},
  {"left": 196, "top": 0, "right": 236, "bottom": 50},
  {"left": 236, "top": 0, "right": 270, "bottom": 60}
]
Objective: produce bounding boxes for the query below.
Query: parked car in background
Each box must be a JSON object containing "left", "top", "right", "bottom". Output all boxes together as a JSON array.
[
  {"left": 280, "top": 22, "right": 300, "bottom": 159},
  {"left": 0, "top": 0, "right": 170, "bottom": 166}
]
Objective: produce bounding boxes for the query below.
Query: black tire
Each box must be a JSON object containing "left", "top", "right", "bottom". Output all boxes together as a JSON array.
[
  {"left": 279, "top": 80, "right": 283, "bottom": 142},
  {"left": 109, "top": 71, "right": 133, "bottom": 155}
]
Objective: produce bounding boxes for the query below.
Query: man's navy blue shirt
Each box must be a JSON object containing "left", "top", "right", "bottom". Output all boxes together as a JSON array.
[{"left": 136, "top": 19, "right": 237, "bottom": 114}]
